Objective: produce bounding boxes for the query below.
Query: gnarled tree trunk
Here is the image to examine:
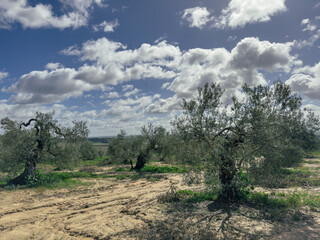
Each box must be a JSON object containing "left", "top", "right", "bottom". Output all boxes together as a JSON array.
[
  {"left": 134, "top": 148, "right": 151, "bottom": 170},
  {"left": 219, "top": 156, "right": 237, "bottom": 201},
  {"left": 9, "top": 149, "right": 39, "bottom": 185}
]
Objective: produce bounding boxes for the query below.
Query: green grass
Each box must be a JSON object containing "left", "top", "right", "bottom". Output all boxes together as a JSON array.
[
  {"left": 140, "top": 165, "right": 187, "bottom": 173},
  {"left": 256, "top": 166, "right": 320, "bottom": 188},
  {"left": 82, "top": 156, "right": 109, "bottom": 166},
  {"left": 177, "top": 189, "right": 320, "bottom": 209}
]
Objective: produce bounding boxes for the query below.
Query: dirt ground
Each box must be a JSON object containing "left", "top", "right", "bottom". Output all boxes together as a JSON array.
[{"left": 1, "top": 170, "right": 320, "bottom": 239}]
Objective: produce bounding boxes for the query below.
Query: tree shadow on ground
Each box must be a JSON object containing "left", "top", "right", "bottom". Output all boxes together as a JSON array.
[{"left": 122, "top": 200, "right": 320, "bottom": 240}]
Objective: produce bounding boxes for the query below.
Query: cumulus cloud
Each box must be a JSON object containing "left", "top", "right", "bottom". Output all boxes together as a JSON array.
[
  {"left": 93, "top": 19, "right": 119, "bottom": 32},
  {"left": 145, "top": 96, "right": 181, "bottom": 114},
  {"left": 168, "top": 37, "right": 298, "bottom": 101},
  {"left": 0, "top": 0, "right": 107, "bottom": 29},
  {"left": 106, "top": 91, "right": 120, "bottom": 99},
  {"left": 3, "top": 68, "right": 94, "bottom": 104},
  {"left": 286, "top": 61, "right": 320, "bottom": 100},
  {"left": 214, "top": 0, "right": 287, "bottom": 29},
  {"left": 124, "top": 88, "right": 140, "bottom": 97},
  {"left": 0, "top": 71, "right": 8, "bottom": 81},
  {"left": 45, "top": 62, "right": 64, "bottom": 70},
  {"left": 5, "top": 37, "right": 299, "bottom": 110},
  {"left": 181, "top": 7, "right": 212, "bottom": 29},
  {"left": 5, "top": 38, "right": 181, "bottom": 104},
  {"left": 182, "top": 0, "right": 287, "bottom": 30},
  {"left": 69, "top": 38, "right": 180, "bottom": 85}
]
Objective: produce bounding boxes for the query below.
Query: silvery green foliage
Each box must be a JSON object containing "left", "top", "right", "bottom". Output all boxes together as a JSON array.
[
  {"left": 0, "top": 112, "right": 90, "bottom": 180},
  {"left": 0, "top": 118, "right": 35, "bottom": 176},
  {"left": 173, "top": 81, "right": 320, "bottom": 200}
]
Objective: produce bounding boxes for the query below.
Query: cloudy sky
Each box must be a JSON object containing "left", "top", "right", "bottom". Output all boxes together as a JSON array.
[{"left": 0, "top": 0, "right": 320, "bottom": 136}]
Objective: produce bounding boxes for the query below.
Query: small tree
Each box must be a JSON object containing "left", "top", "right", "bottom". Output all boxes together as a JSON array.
[
  {"left": 107, "top": 130, "right": 139, "bottom": 166},
  {"left": 0, "top": 112, "right": 89, "bottom": 185},
  {"left": 133, "top": 124, "right": 169, "bottom": 170},
  {"left": 173, "top": 81, "right": 320, "bottom": 201}
]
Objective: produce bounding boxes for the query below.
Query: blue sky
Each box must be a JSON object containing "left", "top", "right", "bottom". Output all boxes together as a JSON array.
[{"left": 0, "top": 0, "right": 320, "bottom": 136}]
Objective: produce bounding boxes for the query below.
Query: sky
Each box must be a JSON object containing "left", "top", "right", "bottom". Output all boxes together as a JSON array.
[{"left": 0, "top": 0, "right": 320, "bottom": 137}]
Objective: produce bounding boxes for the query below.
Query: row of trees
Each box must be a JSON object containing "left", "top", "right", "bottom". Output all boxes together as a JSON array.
[
  {"left": 107, "top": 81, "right": 320, "bottom": 200},
  {"left": 0, "top": 81, "right": 319, "bottom": 200}
]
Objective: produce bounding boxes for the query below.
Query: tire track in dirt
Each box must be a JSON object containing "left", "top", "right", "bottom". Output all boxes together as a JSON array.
[{"left": 0, "top": 175, "right": 181, "bottom": 240}]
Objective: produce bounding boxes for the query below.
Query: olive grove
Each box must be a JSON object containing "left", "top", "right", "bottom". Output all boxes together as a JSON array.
[{"left": 173, "top": 81, "right": 320, "bottom": 200}]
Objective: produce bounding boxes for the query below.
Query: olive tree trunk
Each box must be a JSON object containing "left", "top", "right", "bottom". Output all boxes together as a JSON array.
[{"left": 9, "top": 150, "right": 39, "bottom": 185}]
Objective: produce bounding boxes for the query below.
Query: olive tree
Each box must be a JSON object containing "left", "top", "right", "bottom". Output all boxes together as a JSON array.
[
  {"left": 108, "top": 125, "right": 171, "bottom": 170},
  {"left": 173, "top": 81, "right": 319, "bottom": 200},
  {"left": 0, "top": 112, "right": 89, "bottom": 185},
  {"left": 133, "top": 124, "right": 170, "bottom": 170},
  {"left": 107, "top": 130, "right": 138, "bottom": 166}
]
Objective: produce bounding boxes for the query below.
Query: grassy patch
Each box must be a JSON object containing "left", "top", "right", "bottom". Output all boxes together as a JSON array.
[
  {"left": 254, "top": 167, "right": 320, "bottom": 188},
  {"left": 82, "top": 156, "right": 109, "bottom": 166},
  {"left": 140, "top": 165, "right": 187, "bottom": 173},
  {"left": 173, "top": 189, "right": 320, "bottom": 220}
]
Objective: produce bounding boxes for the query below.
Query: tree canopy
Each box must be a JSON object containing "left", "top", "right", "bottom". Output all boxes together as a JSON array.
[
  {"left": 173, "top": 81, "right": 320, "bottom": 200},
  {"left": 0, "top": 112, "right": 90, "bottom": 185}
]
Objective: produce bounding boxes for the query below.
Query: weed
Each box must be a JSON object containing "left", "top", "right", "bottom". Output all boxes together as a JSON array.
[
  {"left": 276, "top": 192, "right": 286, "bottom": 197},
  {"left": 158, "top": 182, "right": 180, "bottom": 203},
  {"left": 115, "top": 174, "right": 128, "bottom": 180}
]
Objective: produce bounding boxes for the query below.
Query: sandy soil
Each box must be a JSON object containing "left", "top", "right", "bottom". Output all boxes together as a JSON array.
[{"left": 1, "top": 171, "right": 320, "bottom": 239}]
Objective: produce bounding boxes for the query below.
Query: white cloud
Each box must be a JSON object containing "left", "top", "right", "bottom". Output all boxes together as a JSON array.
[
  {"left": 93, "top": 19, "right": 119, "bottom": 32},
  {"left": 286, "top": 61, "right": 320, "bottom": 100},
  {"left": 0, "top": 71, "right": 8, "bottom": 81},
  {"left": 106, "top": 91, "right": 119, "bottom": 99},
  {"left": 301, "top": 18, "right": 317, "bottom": 32},
  {"left": 3, "top": 68, "right": 94, "bottom": 104},
  {"left": 122, "top": 84, "right": 134, "bottom": 91},
  {"left": 60, "top": 46, "right": 81, "bottom": 56},
  {"left": 66, "top": 38, "right": 180, "bottom": 85},
  {"left": 0, "top": 0, "right": 107, "bottom": 29},
  {"left": 294, "top": 17, "right": 320, "bottom": 48},
  {"left": 168, "top": 37, "right": 297, "bottom": 101},
  {"left": 124, "top": 88, "right": 140, "bottom": 97},
  {"left": 315, "top": 2, "right": 320, "bottom": 8},
  {"left": 0, "top": 102, "right": 66, "bottom": 125},
  {"left": 214, "top": 0, "right": 287, "bottom": 29},
  {"left": 181, "top": 7, "right": 212, "bottom": 29},
  {"left": 181, "top": 0, "right": 287, "bottom": 30},
  {"left": 227, "top": 36, "right": 237, "bottom": 42},
  {"left": 303, "top": 104, "right": 320, "bottom": 117},
  {"left": 45, "top": 62, "right": 64, "bottom": 70},
  {"left": 5, "top": 37, "right": 298, "bottom": 110},
  {"left": 145, "top": 96, "right": 180, "bottom": 114}
]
